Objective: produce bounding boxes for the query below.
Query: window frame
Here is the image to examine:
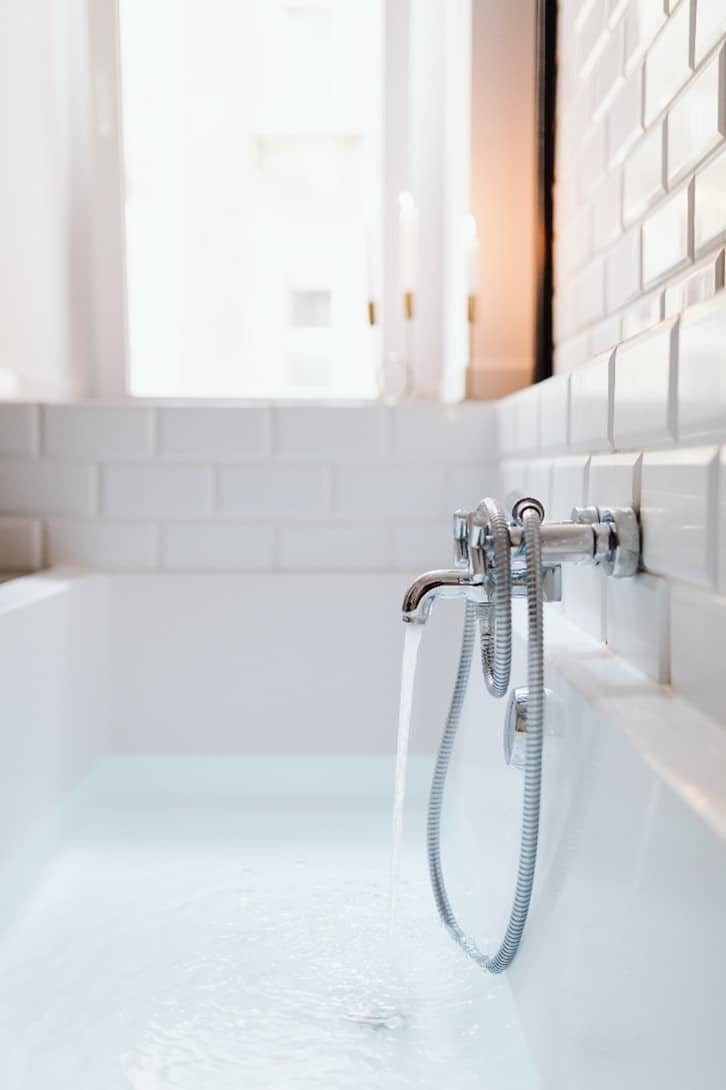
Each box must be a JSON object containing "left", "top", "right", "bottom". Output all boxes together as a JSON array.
[{"left": 87, "top": 0, "right": 473, "bottom": 402}]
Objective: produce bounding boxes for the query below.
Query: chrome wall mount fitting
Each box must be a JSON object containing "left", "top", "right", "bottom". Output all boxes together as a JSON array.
[
  {"left": 401, "top": 497, "right": 640, "bottom": 626},
  {"left": 404, "top": 495, "right": 641, "bottom": 975}
]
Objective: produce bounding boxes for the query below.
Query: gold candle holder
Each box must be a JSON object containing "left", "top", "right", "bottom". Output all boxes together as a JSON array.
[
  {"left": 467, "top": 294, "right": 477, "bottom": 324},
  {"left": 403, "top": 291, "right": 415, "bottom": 320},
  {"left": 368, "top": 300, "right": 377, "bottom": 326}
]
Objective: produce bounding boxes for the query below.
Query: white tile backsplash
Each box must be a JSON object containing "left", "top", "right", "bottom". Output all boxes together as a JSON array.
[
  {"left": 607, "top": 572, "right": 670, "bottom": 682},
  {"left": 218, "top": 464, "right": 329, "bottom": 518},
  {"left": 276, "top": 406, "right": 387, "bottom": 460},
  {"left": 569, "top": 351, "right": 613, "bottom": 451},
  {"left": 640, "top": 445, "right": 718, "bottom": 583},
  {"left": 0, "top": 516, "right": 42, "bottom": 572},
  {"left": 0, "top": 405, "right": 38, "bottom": 456},
  {"left": 642, "top": 186, "right": 691, "bottom": 285},
  {"left": 159, "top": 407, "right": 271, "bottom": 460},
  {"left": 694, "top": 145, "right": 726, "bottom": 252},
  {"left": 43, "top": 405, "right": 154, "bottom": 461},
  {"left": 550, "top": 456, "right": 590, "bottom": 520},
  {"left": 588, "top": 451, "right": 642, "bottom": 506},
  {"left": 694, "top": 0, "right": 726, "bottom": 64},
  {"left": 643, "top": 0, "right": 691, "bottom": 124},
  {"left": 0, "top": 460, "right": 96, "bottom": 516},
  {"left": 670, "top": 583, "right": 726, "bottom": 722},
  {"left": 678, "top": 291, "right": 726, "bottom": 438},
  {"left": 101, "top": 464, "right": 214, "bottom": 518},
  {"left": 613, "top": 320, "right": 676, "bottom": 446},
  {"left": 538, "top": 374, "right": 570, "bottom": 451},
  {"left": 332, "top": 464, "right": 448, "bottom": 519},
  {"left": 666, "top": 50, "right": 724, "bottom": 185},
  {"left": 623, "top": 124, "right": 664, "bottom": 223},
  {"left": 46, "top": 520, "right": 159, "bottom": 569}
]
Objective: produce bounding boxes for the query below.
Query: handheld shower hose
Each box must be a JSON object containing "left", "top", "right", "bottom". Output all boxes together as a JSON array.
[{"left": 427, "top": 506, "right": 544, "bottom": 973}]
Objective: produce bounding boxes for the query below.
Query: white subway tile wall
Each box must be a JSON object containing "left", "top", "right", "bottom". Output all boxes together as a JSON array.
[{"left": 0, "top": 404, "right": 496, "bottom": 574}]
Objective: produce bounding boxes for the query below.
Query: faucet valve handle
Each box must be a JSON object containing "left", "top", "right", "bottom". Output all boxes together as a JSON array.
[{"left": 452, "top": 509, "right": 470, "bottom": 568}]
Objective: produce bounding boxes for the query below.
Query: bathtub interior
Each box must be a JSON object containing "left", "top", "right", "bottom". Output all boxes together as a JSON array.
[{"left": 1, "top": 570, "right": 726, "bottom": 1089}]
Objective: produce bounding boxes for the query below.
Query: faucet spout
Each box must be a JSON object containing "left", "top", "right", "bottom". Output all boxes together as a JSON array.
[{"left": 401, "top": 569, "right": 484, "bottom": 625}]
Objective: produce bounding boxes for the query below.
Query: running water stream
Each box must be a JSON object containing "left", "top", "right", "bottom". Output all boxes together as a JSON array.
[{"left": 389, "top": 624, "right": 424, "bottom": 934}]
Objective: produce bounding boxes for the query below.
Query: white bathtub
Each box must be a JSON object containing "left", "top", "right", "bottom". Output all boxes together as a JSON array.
[{"left": 0, "top": 570, "right": 724, "bottom": 1089}]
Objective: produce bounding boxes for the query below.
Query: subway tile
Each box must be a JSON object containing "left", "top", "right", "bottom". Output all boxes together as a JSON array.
[
  {"left": 588, "top": 451, "right": 642, "bottom": 506},
  {"left": 539, "top": 374, "right": 570, "bottom": 451},
  {"left": 575, "top": 258, "right": 606, "bottom": 327},
  {"left": 606, "top": 229, "right": 641, "bottom": 309},
  {"left": 275, "top": 406, "right": 386, "bottom": 460},
  {"left": 579, "top": 124, "right": 608, "bottom": 199},
  {"left": 640, "top": 445, "right": 718, "bottom": 583},
  {"left": 45, "top": 520, "right": 158, "bottom": 569},
  {"left": 678, "top": 291, "right": 726, "bottom": 438},
  {"left": 642, "top": 186, "right": 691, "bottom": 285},
  {"left": 621, "top": 291, "right": 664, "bottom": 338},
  {"left": 550, "top": 455, "right": 590, "bottom": 520},
  {"left": 446, "top": 463, "right": 495, "bottom": 513},
  {"left": 562, "top": 565, "right": 606, "bottom": 642},
  {"left": 160, "top": 523, "right": 274, "bottom": 570},
  {"left": 720, "top": 448, "right": 726, "bottom": 593},
  {"left": 623, "top": 124, "right": 664, "bottom": 225},
  {"left": 159, "top": 407, "right": 271, "bottom": 460},
  {"left": 0, "top": 460, "right": 96, "bottom": 516},
  {"left": 497, "top": 388, "right": 540, "bottom": 458},
  {"left": 555, "top": 334, "right": 590, "bottom": 375},
  {"left": 694, "top": 0, "right": 726, "bottom": 65},
  {"left": 43, "top": 405, "right": 154, "bottom": 460},
  {"left": 0, "top": 404, "right": 39, "bottom": 456},
  {"left": 277, "top": 524, "right": 389, "bottom": 570},
  {"left": 606, "top": 573, "right": 669, "bottom": 682},
  {"left": 644, "top": 1, "right": 691, "bottom": 124},
  {"left": 592, "top": 170, "right": 623, "bottom": 250},
  {"left": 0, "top": 517, "right": 42, "bottom": 571},
  {"left": 667, "top": 50, "right": 725, "bottom": 185},
  {"left": 694, "top": 145, "right": 726, "bottom": 252},
  {"left": 217, "top": 465, "right": 329, "bottom": 518},
  {"left": 664, "top": 250, "right": 725, "bottom": 315},
  {"left": 607, "top": 67, "right": 644, "bottom": 164},
  {"left": 101, "top": 465, "right": 213, "bottom": 518},
  {"left": 499, "top": 459, "right": 528, "bottom": 503},
  {"left": 590, "top": 315, "right": 622, "bottom": 355},
  {"left": 332, "top": 464, "right": 447, "bottom": 519},
  {"left": 613, "top": 320, "right": 676, "bottom": 445},
  {"left": 570, "top": 351, "right": 613, "bottom": 451},
  {"left": 670, "top": 584, "right": 726, "bottom": 724},
  {"left": 390, "top": 404, "right": 495, "bottom": 462},
  {"left": 526, "top": 460, "right": 553, "bottom": 514},
  {"left": 593, "top": 22, "right": 626, "bottom": 120},
  {"left": 390, "top": 523, "right": 450, "bottom": 571},
  {"left": 577, "top": 0, "right": 610, "bottom": 77},
  {"left": 624, "top": 0, "right": 667, "bottom": 69}
]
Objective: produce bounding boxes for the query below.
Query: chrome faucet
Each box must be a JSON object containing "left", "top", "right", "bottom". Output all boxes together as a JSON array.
[{"left": 401, "top": 497, "right": 640, "bottom": 625}]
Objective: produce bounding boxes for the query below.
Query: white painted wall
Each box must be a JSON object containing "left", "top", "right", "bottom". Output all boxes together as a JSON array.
[{"left": 0, "top": 1, "right": 93, "bottom": 400}]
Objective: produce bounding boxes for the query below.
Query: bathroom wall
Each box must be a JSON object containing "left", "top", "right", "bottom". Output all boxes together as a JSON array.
[
  {"left": 495, "top": 0, "right": 726, "bottom": 729},
  {"left": 0, "top": 403, "right": 495, "bottom": 575}
]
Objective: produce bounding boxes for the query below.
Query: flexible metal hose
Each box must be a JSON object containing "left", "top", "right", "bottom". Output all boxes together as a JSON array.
[
  {"left": 477, "top": 498, "right": 512, "bottom": 698},
  {"left": 427, "top": 507, "right": 544, "bottom": 973}
]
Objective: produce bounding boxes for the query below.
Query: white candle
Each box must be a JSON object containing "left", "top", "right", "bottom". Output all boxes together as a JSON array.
[
  {"left": 399, "top": 191, "right": 419, "bottom": 296},
  {"left": 466, "top": 213, "right": 480, "bottom": 296}
]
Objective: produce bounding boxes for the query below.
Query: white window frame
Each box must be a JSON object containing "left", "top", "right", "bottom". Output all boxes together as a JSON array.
[{"left": 86, "top": 0, "right": 473, "bottom": 402}]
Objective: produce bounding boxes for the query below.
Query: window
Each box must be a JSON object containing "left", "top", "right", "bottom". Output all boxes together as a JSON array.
[{"left": 119, "top": 0, "right": 384, "bottom": 398}]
